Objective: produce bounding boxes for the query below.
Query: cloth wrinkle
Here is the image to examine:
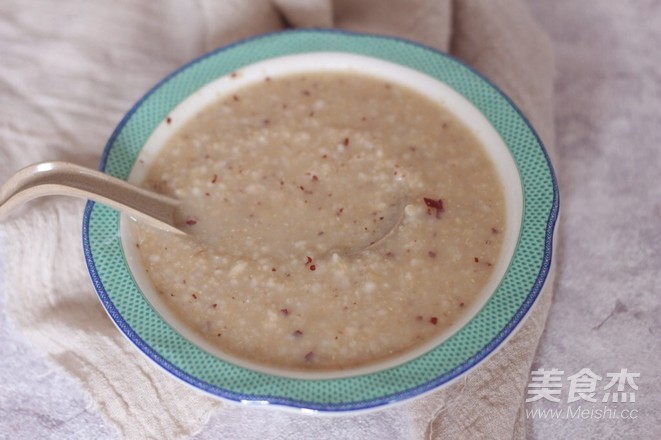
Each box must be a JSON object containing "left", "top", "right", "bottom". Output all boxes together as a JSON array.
[{"left": 272, "top": 0, "right": 333, "bottom": 28}]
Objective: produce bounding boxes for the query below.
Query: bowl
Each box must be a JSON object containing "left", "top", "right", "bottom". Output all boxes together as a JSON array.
[{"left": 83, "top": 29, "right": 559, "bottom": 412}]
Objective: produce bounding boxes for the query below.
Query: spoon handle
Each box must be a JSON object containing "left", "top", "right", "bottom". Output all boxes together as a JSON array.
[{"left": 0, "top": 161, "right": 184, "bottom": 235}]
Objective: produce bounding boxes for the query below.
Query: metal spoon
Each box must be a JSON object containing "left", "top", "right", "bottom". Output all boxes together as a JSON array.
[{"left": 0, "top": 161, "right": 184, "bottom": 235}]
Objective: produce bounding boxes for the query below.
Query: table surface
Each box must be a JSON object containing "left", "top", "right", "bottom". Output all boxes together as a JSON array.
[{"left": 1, "top": 1, "right": 660, "bottom": 439}]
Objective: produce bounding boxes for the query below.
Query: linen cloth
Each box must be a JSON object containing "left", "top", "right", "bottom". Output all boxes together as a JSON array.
[{"left": 0, "top": 0, "right": 555, "bottom": 438}]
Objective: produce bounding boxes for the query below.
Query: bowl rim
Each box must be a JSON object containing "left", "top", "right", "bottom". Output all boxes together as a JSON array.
[{"left": 83, "top": 28, "right": 559, "bottom": 412}]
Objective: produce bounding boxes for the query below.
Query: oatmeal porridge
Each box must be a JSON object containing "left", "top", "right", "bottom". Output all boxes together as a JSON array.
[{"left": 132, "top": 71, "right": 505, "bottom": 371}]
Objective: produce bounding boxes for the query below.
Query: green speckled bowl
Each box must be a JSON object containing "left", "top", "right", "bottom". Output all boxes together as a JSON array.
[{"left": 83, "top": 29, "right": 559, "bottom": 412}]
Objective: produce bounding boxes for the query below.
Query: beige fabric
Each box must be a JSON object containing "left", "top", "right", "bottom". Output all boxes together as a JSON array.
[{"left": 0, "top": 0, "right": 554, "bottom": 438}]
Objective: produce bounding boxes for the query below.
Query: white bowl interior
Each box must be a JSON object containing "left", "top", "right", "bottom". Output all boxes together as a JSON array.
[{"left": 120, "top": 52, "right": 523, "bottom": 379}]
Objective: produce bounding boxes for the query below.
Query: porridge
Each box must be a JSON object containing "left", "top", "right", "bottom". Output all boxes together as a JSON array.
[{"left": 132, "top": 71, "right": 505, "bottom": 371}]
